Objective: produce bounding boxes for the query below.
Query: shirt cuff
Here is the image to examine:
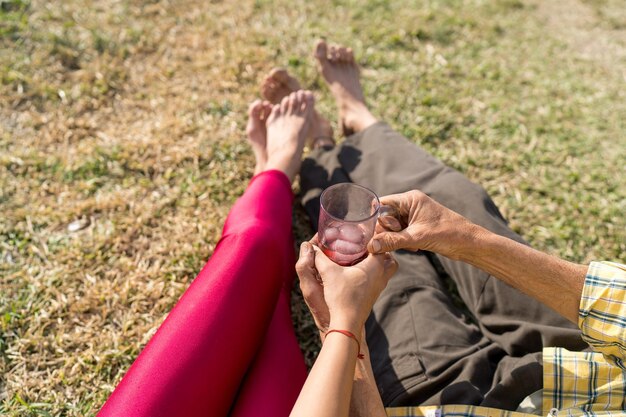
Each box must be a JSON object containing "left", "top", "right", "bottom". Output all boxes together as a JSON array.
[{"left": 578, "top": 261, "right": 626, "bottom": 368}]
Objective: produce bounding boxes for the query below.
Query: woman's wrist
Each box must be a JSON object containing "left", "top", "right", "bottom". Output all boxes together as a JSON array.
[{"left": 328, "top": 317, "right": 363, "bottom": 338}]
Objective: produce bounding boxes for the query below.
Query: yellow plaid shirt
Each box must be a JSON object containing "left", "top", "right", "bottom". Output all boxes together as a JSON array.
[{"left": 385, "top": 261, "right": 626, "bottom": 417}]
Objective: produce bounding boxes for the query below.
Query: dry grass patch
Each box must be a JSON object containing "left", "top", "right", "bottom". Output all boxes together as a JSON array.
[{"left": 1, "top": 0, "right": 624, "bottom": 415}]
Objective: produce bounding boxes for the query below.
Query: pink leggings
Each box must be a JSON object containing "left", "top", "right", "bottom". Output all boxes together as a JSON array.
[{"left": 97, "top": 170, "right": 308, "bottom": 417}]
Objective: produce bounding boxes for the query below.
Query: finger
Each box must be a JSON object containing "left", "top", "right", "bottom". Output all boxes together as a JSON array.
[
  {"left": 309, "top": 233, "right": 320, "bottom": 246},
  {"left": 378, "top": 192, "right": 406, "bottom": 209},
  {"left": 298, "top": 243, "right": 330, "bottom": 331},
  {"left": 379, "top": 193, "right": 412, "bottom": 226},
  {"left": 297, "top": 242, "right": 323, "bottom": 294},
  {"left": 311, "top": 244, "right": 341, "bottom": 276},
  {"left": 368, "top": 230, "right": 416, "bottom": 253},
  {"left": 354, "top": 251, "right": 387, "bottom": 273},
  {"left": 378, "top": 215, "right": 403, "bottom": 232},
  {"left": 381, "top": 252, "right": 399, "bottom": 281},
  {"left": 296, "top": 242, "right": 315, "bottom": 279}
]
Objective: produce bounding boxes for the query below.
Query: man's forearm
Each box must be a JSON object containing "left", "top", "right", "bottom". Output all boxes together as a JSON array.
[{"left": 458, "top": 224, "right": 587, "bottom": 323}]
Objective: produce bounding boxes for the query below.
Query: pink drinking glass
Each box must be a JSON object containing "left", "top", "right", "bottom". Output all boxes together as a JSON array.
[{"left": 318, "top": 183, "right": 383, "bottom": 266}]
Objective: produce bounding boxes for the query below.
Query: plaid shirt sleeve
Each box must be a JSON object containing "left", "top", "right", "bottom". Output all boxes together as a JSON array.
[{"left": 578, "top": 261, "right": 626, "bottom": 369}]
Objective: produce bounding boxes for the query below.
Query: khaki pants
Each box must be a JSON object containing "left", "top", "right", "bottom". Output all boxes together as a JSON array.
[{"left": 299, "top": 122, "right": 587, "bottom": 409}]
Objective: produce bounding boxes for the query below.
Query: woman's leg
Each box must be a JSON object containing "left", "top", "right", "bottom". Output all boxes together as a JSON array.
[
  {"left": 97, "top": 171, "right": 295, "bottom": 417},
  {"left": 98, "top": 92, "right": 315, "bottom": 417},
  {"left": 229, "top": 290, "right": 307, "bottom": 417},
  {"left": 228, "top": 76, "right": 338, "bottom": 416}
]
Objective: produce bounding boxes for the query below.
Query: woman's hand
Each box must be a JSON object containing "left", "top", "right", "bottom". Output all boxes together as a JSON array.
[
  {"left": 296, "top": 237, "right": 398, "bottom": 337},
  {"left": 296, "top": 237, "right": 391, "bottom": 417},
  {"left": 296, "top": 238, "right": 331, "bottom": 333},
  {"left": 368, "top": 190, "right": 480, "bottom": 260}
]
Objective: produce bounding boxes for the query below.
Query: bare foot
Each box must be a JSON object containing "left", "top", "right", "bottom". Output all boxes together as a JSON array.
[
  {"left": 262, "top": 68, "right": 334, "bottom": 149},
  {"left": 246, "top": 100, "right": 273, "bottom": 175},
  {"left": 314, "top": 40, "right": 377, "bottom": 136},
  {"left": 261, "top": 68, "right": 302, "bottom": 104},
  {"left": 265, "top": 90, "right": 315, "bottom": 181}
]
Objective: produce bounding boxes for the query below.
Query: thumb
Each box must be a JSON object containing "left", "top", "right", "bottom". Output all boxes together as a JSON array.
[
  {"left": 368, "top": 230, "right": 415, "bottom": 253},
  {"left": 296, "top": 242, "right": 318, "bottom": 283}
]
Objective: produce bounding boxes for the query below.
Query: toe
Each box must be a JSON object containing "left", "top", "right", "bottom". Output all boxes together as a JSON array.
[
  {"left": 304, "top": 90, "right": 315, "bottom": 105},
  {"left": 270, "top": 67, "right": 289, "bottom": 83},
  {"left": 262, "top": 80, "right": 278, "bottom": 101},
  {"left": 295, "top": 90, "right": 305, "bottom": 112},
  {"left": 346, "top": 47, "right": 355, "bottom": 63},
  {"left": 280, "top": 94, "right": 290, "bottom": 114},
  {"left": 338, "top": 47, "right": 348, "bottom": 62},
  {"left": 261, "top": 101, "right": 273, "bottom": 120},
  {"left": 315, "top": 39, "right": 328, "bottom": 61},
  {"left": 288, "top": 91, "right": 300, "bottom": 114},
  {"left": 248, "top": 99, "right": 263, "bottom": 118},
  {"left": 329, "top": 45, "right": 339, "bottom": 62},
  {"left": 268, "top": 103, "right": 281, "bottom": 123},
  {"left": 302, "top": 90, "right": 314, "bottom": 112},
  {"left": 261, "top": 83, "right": 273, "bottom": 101}
]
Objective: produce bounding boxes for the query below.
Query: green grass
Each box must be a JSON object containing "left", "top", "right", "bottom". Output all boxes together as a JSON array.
[{"left": 1, "top": 0, "right": 625, "bottom": 415}]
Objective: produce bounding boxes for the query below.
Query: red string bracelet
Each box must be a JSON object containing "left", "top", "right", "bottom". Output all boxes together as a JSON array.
[{"left": 325, "top": 329, "right": 364, "bottom": 359}]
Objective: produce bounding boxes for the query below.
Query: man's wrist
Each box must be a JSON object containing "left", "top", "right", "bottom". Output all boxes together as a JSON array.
[{"left": 452, "top": 222, "right": 490, "bottom": 262}]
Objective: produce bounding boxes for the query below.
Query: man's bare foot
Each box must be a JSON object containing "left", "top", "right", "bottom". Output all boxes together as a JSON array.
[
  {"left": 246, "top": 99, "right": 273, "bottom": 175},
  {"left": 265, "top": 90, "right": 315, "bottom": 181},
  {"left": 262, "top": 68, "right": 334, "bottom": 149},
  {"left": 314, "top": 40, "right": 377, "bottom": 136}
]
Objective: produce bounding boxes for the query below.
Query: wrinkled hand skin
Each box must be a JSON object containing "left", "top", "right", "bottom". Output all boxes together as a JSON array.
[{"left": 368, "top": 189, "right": 481, "bottom": 260}]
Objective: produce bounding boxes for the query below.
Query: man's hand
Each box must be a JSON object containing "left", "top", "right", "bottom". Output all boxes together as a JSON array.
[
  {"left": 368, "top": 190, "right": 480, "bottom": 260},
  {"left": 369, "top": 190, "right": 588, "bottom": 323}
]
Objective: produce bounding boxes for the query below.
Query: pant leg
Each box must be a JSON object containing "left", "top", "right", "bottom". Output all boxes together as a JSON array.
[
  {"left": 301, "top": 143, "right": 512, "bottom": 407},
  {"left": 366, "top": 250, "right": 506, "bottom": 406},
  {"left": 299, "top": 122, "right": 585, "bottom": 408},
  {"left": 98, "top": 170, "right": 302, "bottom": 417},
  {"left": 301, "top": 122, "right": 585, "bottom": 355}
]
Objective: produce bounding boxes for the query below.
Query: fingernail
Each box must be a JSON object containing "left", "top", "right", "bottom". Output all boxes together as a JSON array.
[
  {"left": 371, "top": 239, "right": 381, "bottom": 252},
  {"left": 300, "top": 242, "right": 310, "bottom": 255}
]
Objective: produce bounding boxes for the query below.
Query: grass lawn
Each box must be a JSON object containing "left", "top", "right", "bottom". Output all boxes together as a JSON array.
[{"left": 1, "top": 0, "right": 624, "bottom": 415}]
